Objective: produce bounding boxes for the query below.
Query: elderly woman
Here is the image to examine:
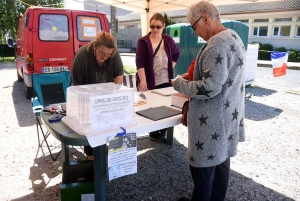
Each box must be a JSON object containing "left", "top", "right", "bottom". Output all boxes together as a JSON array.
[
  {"left": 72, "top": 31, "right": 124, "bottom": 160},
  {"left": 172, "top": 1, "right": 246, "bottom": 201}
]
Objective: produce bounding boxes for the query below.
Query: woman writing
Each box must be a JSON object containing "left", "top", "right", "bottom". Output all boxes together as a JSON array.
[
  {"left": 72, "top": 31, "right": 124, "bottom": 160},
  {"left": 135, "top": 13, "right": 180, "bottom": 143}
]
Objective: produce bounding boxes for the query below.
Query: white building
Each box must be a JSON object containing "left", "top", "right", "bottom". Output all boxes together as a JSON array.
[{"left": 117, "top": 0, "right": 300, "bottom": 50}]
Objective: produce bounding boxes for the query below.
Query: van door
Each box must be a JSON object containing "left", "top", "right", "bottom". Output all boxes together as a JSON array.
[
  {"left": 32, "top": 9, "right": 74, "bottom": 74},
  {"left": 71, "top": 11, "right": 109, "bottom": 54}
]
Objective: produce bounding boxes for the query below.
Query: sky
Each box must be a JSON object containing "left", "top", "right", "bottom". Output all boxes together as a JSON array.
[{"left": 64, "top": 0, "right": 84, "bottom": 10}]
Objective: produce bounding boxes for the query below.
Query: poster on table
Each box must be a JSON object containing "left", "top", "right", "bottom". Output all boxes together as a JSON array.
[{"left": 108, "top": 133, "right": 137, "bottom": 181}]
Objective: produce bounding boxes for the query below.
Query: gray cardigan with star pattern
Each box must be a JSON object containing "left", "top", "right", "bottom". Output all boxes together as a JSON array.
[{"left": 174, "top": 29, "right": 246, "bottom": 167}]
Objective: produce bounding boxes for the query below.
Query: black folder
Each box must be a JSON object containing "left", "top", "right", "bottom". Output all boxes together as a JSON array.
[{"left": 136, "top": 106, "right": 181, "bottom": 121}]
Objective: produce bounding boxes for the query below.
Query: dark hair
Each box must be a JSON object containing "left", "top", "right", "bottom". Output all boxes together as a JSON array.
[
  {"left": 88, "top": 31, "right": 117, "bottom": 57},
  {"left": 150, "top": 13, "right": 165, "bottom": 25}
]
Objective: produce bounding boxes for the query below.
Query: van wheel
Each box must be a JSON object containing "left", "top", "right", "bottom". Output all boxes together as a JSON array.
[
  {"left": 24, "top": 82, "right": 33, "bottom": 99},
  {"left": 17, "top": 71, "right": 23, "bottom": 82}
]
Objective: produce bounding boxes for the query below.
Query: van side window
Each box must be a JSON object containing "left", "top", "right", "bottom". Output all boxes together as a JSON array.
[
  {"left": 39, "top": 14, "right": 69, "bottom": 41},
  {"left": 77, "top": 16, "right": 102, "bottom": 41}
]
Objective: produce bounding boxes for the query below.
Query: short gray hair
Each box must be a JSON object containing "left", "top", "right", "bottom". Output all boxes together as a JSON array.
[{"left": 187, "top": 1, "right": 220, "bottom": 22}]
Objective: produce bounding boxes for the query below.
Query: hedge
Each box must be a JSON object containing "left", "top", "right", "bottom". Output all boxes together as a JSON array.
[{"left": 252, "top": 42, "right": 300, "bottom": 62}]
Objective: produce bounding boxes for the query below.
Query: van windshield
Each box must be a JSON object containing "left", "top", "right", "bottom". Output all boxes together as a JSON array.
[
  {"left": 77, "top": 16, "right": 102, "bottom": 41},
  {"left": 39, "top": 14, "right": 69, "bottom": 41}
]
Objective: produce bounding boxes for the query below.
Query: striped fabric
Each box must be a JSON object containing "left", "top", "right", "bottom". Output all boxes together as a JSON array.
[{"left": 123, "top": 74, "right": 137, "bottom": 91}]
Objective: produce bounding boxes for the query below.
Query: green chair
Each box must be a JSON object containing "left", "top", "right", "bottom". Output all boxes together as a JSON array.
[{"left": 31, "top": 71, "right": 71, "bottom": 161}]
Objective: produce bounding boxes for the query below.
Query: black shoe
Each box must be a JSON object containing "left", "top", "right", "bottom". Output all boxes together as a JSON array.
[
  {"left": 149, "top": 136, "right": 167, "bottom": 144},
  {"left": 178, "top": 198, "right": 191, "bottom": 201}
]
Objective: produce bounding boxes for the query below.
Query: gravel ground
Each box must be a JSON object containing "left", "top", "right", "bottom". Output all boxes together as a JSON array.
[{"left": 0, "top": 62, "right": 299, "bottom": 201}]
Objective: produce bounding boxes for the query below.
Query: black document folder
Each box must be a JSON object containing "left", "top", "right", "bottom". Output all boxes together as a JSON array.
[{"left": 136, "top": 106, "right": 181, "bottom": 121}]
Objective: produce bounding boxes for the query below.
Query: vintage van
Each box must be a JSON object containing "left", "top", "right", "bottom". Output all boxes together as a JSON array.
[{"left": 15, "top": 7, "right": 110, "bottom": 98}]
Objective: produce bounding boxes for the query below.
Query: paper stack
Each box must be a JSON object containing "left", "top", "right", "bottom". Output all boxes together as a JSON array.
[{"left": 171, "top": 93, "right": 189, "bottom": 109}]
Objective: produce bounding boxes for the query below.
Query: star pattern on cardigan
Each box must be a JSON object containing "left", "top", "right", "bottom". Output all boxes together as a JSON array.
[
  {"left": 198, "top": 114, "right": 208, "bottom": 126},
  {"left": 239, "top": 118, "right": 244, "bottom": 127},
  {"left": 237, "top": 57, "right": 244, "bottom": 68},
  {"left": 195, "top": 141, "right": 204, "bottom": 150},
  {"left": 187, "top": 31, "right": 245, "bottom": 167},
  {"left": 232, "top": 34, "right": 237, "bottom": 40},
  {"left": 196, "top": 85, "right": 212, "bottom": 97},
  {"left": 211, "top": 133, "right": 220, "bottom": 140},
  {"left": 224, "top": 100, "right": 230, "bottom": 109},
  {"left": 205, "top": 98, "right": 213, "bottom": 103},
  {"left": 202, "top": 70, "right": 212, "bottom": 79},
  {"left": 215, "top": 53, "right": 223, "bottom": 64},
  {"left": 227, "top": 78, "right": 233, "bottom": 87},
  {"left": 190, "top": 156, "right": 194, "bottom": 162},
  {"left": 230, "top": 45, "right": 236, "bottom": 53},
  {"left": 228, "top": 134, "right": 234, "bottom": 141},
  {"left": 232, "top": 109, "right": 238, "bottom": 120},
  {"left": 207, "top": 155, "right": 215, "bottom": 160}
]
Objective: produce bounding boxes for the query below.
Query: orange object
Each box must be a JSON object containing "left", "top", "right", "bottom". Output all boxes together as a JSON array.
[{"left": 188, "top": 58, "right": 196, "bottom": 81}]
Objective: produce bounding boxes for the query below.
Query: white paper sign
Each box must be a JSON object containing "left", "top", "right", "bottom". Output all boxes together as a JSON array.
[
  {"left": 89, "top": 92, "right": 134, "bottom": 129},
  {"left": 108, "top": 133, "right": 137, "bottom": 181},
  {"left": 83, "top": 26, "right": 96, "bottom": 37}
]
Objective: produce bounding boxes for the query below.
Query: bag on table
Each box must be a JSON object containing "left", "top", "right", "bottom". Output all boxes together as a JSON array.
[{"left": 181, "top": 100, "right": 189, "bottom": 127}]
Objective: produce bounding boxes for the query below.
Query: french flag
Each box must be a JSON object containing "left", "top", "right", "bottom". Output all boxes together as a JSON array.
[{"left": 271, "top": 51, "right": 288, "bottom": 77}]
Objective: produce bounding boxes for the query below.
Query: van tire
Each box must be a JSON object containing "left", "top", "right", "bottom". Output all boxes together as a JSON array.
[
  {"left": 24, "top": 82, "right": 33, "bottom": 99},
  {"left": 17, "top": 71, "right": 23, "bottom": 82}
]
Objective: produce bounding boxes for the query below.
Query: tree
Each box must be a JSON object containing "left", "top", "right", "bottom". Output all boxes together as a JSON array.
[
  {"left": 0, "top": 0, "right": 64, "bottom": 42},
  {"left": 163, "top": 13, "right": 175, "bottom": 34}
]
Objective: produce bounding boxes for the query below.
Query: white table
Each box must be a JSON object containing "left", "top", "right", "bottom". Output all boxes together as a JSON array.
[{"left": 41, "top": 88, "right": 182, "bottom": 201}]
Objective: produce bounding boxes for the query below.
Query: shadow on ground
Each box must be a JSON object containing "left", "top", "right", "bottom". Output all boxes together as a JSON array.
[
  {"left": 12, "top": 79, "right": 35, "bottom": 127},
  {"left": 11, "top": 136, "right": 295, "bottom": 201},
  {"left": 245, "top": 86, "right": 282, "bottom": 121}
]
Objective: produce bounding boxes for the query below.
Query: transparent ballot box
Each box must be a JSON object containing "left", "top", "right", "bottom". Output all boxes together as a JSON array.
[{"left": 64, "top": 83, "right": 134, "bottom": 135}]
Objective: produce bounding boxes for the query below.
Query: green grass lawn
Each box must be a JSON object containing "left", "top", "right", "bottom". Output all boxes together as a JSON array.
[
  {"left": 124, "top": 65, "right": 136, "bottom": 74},
  {"left": 0, "top": 57, "right": 15, "bottom": 63}
]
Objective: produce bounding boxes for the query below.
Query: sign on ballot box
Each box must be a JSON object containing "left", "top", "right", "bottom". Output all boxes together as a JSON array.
[{"left": 64, "top": 83, "right": 135, "bottom": 135}]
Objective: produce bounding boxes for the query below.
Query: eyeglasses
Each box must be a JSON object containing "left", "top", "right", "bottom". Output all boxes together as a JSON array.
[
  {"left": 96, "top": 49, "right": 112, "bottom": 58},
  {"left": 150, "top": 25, "right": 163, "bottom": 29},
  {"left": 191, "top": 16, "right": 203, "bottom": 31}
]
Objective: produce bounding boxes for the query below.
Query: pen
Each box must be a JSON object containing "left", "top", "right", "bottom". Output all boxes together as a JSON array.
[{"left": 171, "top": 104, "right": 182, "bottom": 109}]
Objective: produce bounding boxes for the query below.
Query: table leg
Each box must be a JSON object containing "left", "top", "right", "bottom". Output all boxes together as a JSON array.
[
  {"left": 166, "top": 127, "right": 174, "bottom": 145},
  {"left": 61, "top": 143, "right": 69, "bottom": 164},
  {"left": 93, "top": 144, "right": 106, "bottom": 201}
]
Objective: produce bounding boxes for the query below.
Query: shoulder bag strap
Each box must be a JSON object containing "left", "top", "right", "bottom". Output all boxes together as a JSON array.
[{"left": 153, "top": 39, "right": 163, "bottom": 58}]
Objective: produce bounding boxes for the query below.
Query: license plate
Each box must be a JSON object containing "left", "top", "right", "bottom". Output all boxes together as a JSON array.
[{"left": 42, "top": 66, "right": 68, "bottom": 73}]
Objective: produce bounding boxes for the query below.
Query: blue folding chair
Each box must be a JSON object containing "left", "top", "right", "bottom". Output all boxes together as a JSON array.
[{"left": 31, "top": 71, "right": 71, "bottom": 161}]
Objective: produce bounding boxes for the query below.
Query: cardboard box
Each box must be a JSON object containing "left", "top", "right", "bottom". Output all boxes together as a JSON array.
[{"left": 171, "top": 93, "right": 189, "bottom": 109}]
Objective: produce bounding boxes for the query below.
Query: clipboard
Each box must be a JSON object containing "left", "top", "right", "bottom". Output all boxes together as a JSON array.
[
  {"left": 151, "top": 87, "right": 178, "bottom": 96},
  {"left": 136, "top": 106, "right": 181, "bottom": 121}
]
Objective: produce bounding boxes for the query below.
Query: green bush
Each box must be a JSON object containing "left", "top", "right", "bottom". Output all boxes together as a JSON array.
[
  {"left": 274, "top": 47, "right": 288, "bottom": 52},
  {"left": 287, "top": 49, "right": 300, "bottom": 62},
  {"left": 258, "top": 43, "right": 273, "bottom": 60}
]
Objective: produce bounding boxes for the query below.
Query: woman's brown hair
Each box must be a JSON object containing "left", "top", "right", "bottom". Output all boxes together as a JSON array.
[
  {"left": 87, "top": 31, "right": 117, "bottom": 57},
  {"left": 150, "top": 13, "right": 165, "bottom": 26}
]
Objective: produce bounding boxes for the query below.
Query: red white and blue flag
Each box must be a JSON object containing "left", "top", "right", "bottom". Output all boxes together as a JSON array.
[{"left": 271, "top": 51, "right": 288, "bottom": 77}]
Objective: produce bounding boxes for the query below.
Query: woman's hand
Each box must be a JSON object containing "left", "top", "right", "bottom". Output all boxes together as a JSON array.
[
  {"left": 181, "top": 73, "right": 189, "bottom": 80},
  {"left": 139, "top": 80, "right": 148, "bottom": 92}
]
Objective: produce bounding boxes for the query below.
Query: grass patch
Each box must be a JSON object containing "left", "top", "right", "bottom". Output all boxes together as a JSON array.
[
  {"left": 0, "top": 57, "right": 15, "bottom": 63},
  {"left": 124, "top": 65, "right": 136, "bottom": 74}
]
